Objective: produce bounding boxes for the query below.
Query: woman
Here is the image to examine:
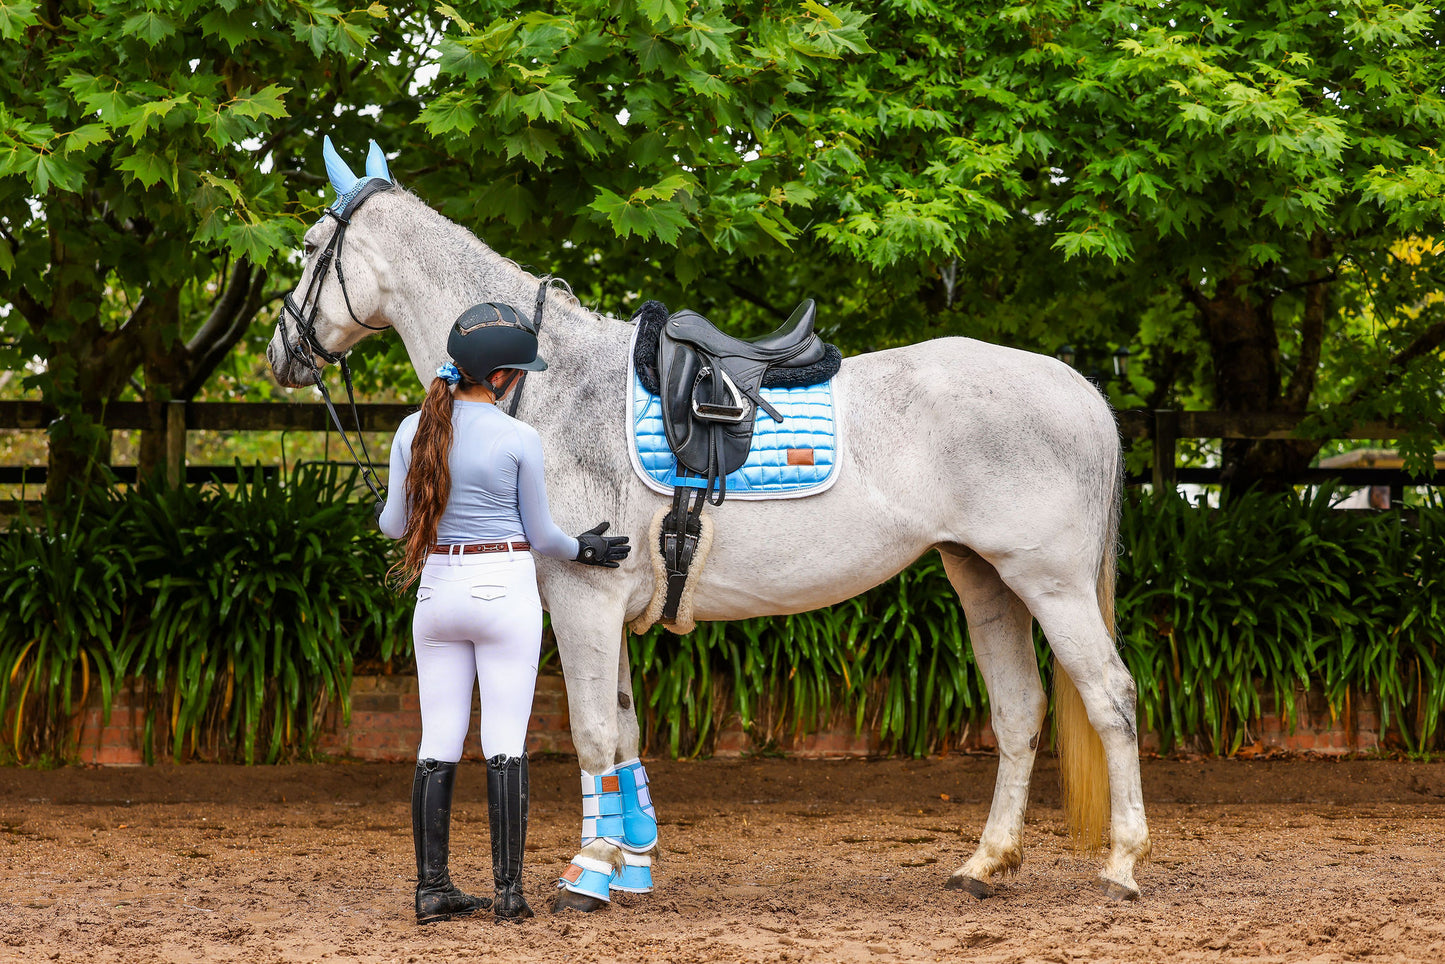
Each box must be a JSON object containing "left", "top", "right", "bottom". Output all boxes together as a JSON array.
[{"left": 377, "top": 301, "right": 630, "bottom": 924}]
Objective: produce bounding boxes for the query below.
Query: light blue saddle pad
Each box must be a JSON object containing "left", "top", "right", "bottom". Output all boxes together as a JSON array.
[{"left": 627, "top": 369, "right": 842, "bottom": 500}]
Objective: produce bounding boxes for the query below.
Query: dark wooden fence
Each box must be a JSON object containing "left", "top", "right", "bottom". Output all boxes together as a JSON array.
[{"left": 0, "top": 401, "right": 1437, "bottom": 493}]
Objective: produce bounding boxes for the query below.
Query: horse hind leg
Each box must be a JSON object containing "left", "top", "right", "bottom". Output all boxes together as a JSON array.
[
  {"left": 1009, "top": 574, "right": 1151, "bottom": 900},
  {"left": 938, "top": 548, "right": 1046, "bottom": 899}
]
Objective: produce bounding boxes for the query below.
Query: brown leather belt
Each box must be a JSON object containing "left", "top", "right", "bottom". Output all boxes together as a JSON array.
[{"left": 429, "top": 541, "right": 531, "bottom": 555}]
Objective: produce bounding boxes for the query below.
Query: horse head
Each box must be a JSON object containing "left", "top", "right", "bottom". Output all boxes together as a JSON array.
[{"left": 267, "top": 136, "right": 398, "bottom": 387}]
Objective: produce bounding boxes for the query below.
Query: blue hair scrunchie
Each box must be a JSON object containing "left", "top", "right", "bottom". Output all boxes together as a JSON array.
[{"left": 436, "top": 362, "right": 461, "bottom": 386}]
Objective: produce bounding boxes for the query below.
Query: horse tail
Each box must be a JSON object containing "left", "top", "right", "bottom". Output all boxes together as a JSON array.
[{"left": 1054, "top": 444, "right": 1121, "bottom": 850}]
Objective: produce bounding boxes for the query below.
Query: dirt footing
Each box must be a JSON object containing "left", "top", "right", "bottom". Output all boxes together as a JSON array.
[{"left": 2, "top": 756, "right": 1443, "bottom": 962}]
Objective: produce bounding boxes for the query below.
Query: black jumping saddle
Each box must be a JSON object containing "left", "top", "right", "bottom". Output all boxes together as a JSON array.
[{"left": 632, "top": 299, "right": 842, "bottom": 622}]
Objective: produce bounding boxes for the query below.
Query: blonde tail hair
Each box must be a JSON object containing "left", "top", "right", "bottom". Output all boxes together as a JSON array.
[{"left": 1054, "top": 458, "right": 1120, "bottom": 850}]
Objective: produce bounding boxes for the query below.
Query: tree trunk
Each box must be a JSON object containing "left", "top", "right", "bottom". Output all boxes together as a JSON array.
[
  {"left": 136, "top": 260, "right": 267, "bottom": 478},
  {"left": 41, "top": 287, "right": 181, "bottom": 501},
  {"left": 1188, "top": 271, "right": 1320, "bottom": 495}
]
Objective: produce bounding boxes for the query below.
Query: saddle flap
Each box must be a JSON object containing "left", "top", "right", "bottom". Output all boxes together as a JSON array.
[{"left": 658, "top": 337, "right": 765, "bottom": 478}]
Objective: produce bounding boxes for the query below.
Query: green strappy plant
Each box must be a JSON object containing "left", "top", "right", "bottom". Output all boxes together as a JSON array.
[
  {"left": 0, "top": 463, "right": 397, "bottom": 764},
  {"left": 2, "top": 481, "right": 1442, "bottom": 763},
  {"left": 630, "top": 487, "right": 1445, "bottom": 760}
]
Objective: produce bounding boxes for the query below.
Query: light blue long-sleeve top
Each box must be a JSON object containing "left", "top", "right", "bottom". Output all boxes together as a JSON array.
[{"left": 377, "top": 400, "right": 579, "bottom": 559}]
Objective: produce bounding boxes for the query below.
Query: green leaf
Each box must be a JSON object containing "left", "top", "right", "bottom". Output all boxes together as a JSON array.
[
  {"left": 501, "top": 127, "right": 559, "bottom": 167},
  {"left": 228, "top": 85, "right": 290, "bottom": 122},
  {"left": 122, "top": 95, "right": 189, "bottom": 144},
  {"left": 417, "top": 93, "right": 480, "bottom": 135},
  {"left": 513, "top": 81, "right": 579, "bottom": 123},
  {"left": 436, "top": 37, "right": 491, "bottom": 80},
  {"left": 32, "top": 150, "right": 85, "bottom": 193},
  {"left": 223, "top": 218, "right": 293, "bottom": 265},
  {"left": 199, "top": 7, "right": 259, "bottom": 51},
  {"left": 116, "top": 148, "right": 177, "bottom": 189},
  {"left": 801, "top": 0, "right": 842, "bottom": 28},
  {"left": 121, "top": 10, "right": 177, "bottom": 46},
  {"left": 64, "top": 73, "right": 131, "bottom": 120},
  {"left": 61, "top": 123, "right": 110, "bottom": 155},
  {"left": 0, "top": 0, "right": 38, "bottom": 41},
  {"left": 473, "top": 179, "right": 536, "bottom": 227},
  {"left": 590, "top": 185, "right": 691, "bottom": 244},
  {"left": 435, "top": 2, "right": 473, "bottom": 34},
  {"left": 292, "top": 19, "right": 329, "bottom": 58},
  {"left": 638, "top": 0, "right": 685, "bottom": 27},
  {"left": 631, "top": 32, "right": 677, "bottom": 73}
]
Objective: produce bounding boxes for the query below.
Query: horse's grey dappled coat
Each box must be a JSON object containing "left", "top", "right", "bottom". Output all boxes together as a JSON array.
[{"left": 267, "top": 183, "right": 1151, "bottom": 903}]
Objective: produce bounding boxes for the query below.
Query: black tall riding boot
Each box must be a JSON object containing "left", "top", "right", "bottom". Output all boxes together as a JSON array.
[
  {"left": 486, "top": 753, "right": 534, "bottom": 922},
  {"left": 412, "top": 758, "right": 490, "bottom": 924}
]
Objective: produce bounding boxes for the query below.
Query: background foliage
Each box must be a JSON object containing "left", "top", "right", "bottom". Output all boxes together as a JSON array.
[
  {"left": 0, "top": 464, "right": 398, "bottom": 763},
  {"left": 1, "top": 477, "right": 1439, "bottom": 763},
  {"left": 2, "top": 0, "right": 1442, "bottom": 495},
  {"left": 1, "top": 3, "right": 1442, "bottom": 765}
]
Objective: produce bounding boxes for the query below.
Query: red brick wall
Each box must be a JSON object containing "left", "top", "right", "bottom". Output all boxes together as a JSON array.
[{"left": 73, "top": 673, "right": 1385, "bottom": 766}]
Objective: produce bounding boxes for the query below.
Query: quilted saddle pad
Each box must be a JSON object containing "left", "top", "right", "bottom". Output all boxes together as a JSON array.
[{"left": 627, "top": 362, "right": 843, "bottom": 501}]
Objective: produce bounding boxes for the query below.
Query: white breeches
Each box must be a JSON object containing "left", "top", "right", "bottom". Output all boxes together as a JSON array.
[{"left": 412, "top": 548, "right": 542, "bottom": 762}]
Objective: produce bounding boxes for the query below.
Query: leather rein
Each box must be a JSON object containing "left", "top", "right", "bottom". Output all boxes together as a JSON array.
[
  {"left": 502, "top": 275, "right": 571, "bottom": 418},
  {"left": 277, "top": 179, "right": 395, "bottom": 502}
]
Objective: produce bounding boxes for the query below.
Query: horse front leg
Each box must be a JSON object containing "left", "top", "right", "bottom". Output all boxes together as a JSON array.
[
  {"left": 939, "top": 550, "right": 1046, "bottom": 898},
  {"left": 604, "top": 627, "right": 658, "bottom": 895},
  {"left": 549, "top": 587, "right": 656, "bottom": 912}
]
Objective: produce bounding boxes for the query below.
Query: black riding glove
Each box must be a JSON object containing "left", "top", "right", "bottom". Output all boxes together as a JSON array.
[
  {"left": 575, "top": 522, "right": 631, "bottom": 568},
  {"left": 373, "top": 497, "right": 386, "bottom": 524}
]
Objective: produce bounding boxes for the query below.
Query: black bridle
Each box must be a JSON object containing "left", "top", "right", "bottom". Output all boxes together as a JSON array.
[
  {"left": 278, "top": 180, "right": 573, "bottom": 497},
  {"left": 277, "top": 178, "right": 394, "bottom": 501}
]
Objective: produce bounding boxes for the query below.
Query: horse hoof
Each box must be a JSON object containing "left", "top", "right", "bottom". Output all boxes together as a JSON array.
[
  {"left": 551, "top": 889, "right": 609, "bottom": 914},
  {"left": 943, "top": 874, "right": 993, "bottom": 899},
  {"left": 1100, "top": 879, "right": 1139, "bottom": 902}
]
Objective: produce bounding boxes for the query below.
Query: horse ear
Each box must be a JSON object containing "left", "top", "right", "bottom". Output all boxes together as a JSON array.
[
  {"left": 323, "top": 135, "right": 359, "bottom": 198},
  {"left": 365, "top": 140, "right": 392, "bottom": 182}
]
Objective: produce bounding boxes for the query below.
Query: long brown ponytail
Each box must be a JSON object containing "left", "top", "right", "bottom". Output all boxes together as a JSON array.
[{"left": 388, "top": 371, "right": 494, "bottom": 590}]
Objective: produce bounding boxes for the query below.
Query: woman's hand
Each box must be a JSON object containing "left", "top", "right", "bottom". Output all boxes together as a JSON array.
[{"left": 575, "top": 522, "right": 631, "bottom": 568}]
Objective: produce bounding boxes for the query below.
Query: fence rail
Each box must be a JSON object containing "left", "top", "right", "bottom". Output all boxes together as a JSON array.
[{"left": 0, "top": 401, "right": 1434, "bottom": 493}]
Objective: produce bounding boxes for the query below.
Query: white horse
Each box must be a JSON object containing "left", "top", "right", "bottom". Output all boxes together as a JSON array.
[{"left": 267, "top": 152, "right": 1151, "bottom": 905}]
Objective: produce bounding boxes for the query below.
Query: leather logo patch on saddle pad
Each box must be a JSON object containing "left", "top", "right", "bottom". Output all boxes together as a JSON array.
[{"left": 787, "top": 448, "right": 814, "bottom": 466}]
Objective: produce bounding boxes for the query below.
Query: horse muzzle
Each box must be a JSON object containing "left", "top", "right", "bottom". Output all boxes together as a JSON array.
[{"left": 266, "top": 331, "right": 322, "bottom": 388}]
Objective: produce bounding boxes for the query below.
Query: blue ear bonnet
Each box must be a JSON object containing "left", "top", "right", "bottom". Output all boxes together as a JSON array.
[
  {"left": 322, "top": 135, "right": 394, "bottom": 213},
  {"left": 329, "top": 178, "right": 383, "bottom": 213}
]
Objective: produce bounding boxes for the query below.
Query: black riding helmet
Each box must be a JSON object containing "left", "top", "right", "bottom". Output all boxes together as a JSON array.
[{"left": 446, "top": 302, "right": 548, "bottom": 381}]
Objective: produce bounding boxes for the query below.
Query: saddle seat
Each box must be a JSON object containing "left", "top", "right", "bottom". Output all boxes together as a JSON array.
[{"left": 663, "top": 300, "right": 824, "bottom": 367}]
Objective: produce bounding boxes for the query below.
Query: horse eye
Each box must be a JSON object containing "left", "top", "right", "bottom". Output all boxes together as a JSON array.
[{"left": 304, "top": 242, "right": 318, "bottom": 257}]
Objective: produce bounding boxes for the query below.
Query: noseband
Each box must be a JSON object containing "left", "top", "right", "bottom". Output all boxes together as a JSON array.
[{"left": 277, "top": 178, "right": 395, "bottom": 500}]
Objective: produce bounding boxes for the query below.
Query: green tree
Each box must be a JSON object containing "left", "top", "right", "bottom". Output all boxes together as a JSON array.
[
  {"left": 0, "top": 0, "right": 436, "bottom": 499},
  {"left": 417, "top": 0, "right": 1445, "bottom": 488},
  {"left": 6, "top": 1, "right": 1442, "bottom": 497}
]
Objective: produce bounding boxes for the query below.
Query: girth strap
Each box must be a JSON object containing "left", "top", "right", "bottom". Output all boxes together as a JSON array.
[{"left": 660, "top": 485, "right": 706, "bottom": 622}]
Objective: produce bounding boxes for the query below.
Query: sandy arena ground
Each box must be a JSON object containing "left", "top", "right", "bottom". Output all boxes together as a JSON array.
[{"left": 2, "top": 756, "right": 1444, "bottom": 963}]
